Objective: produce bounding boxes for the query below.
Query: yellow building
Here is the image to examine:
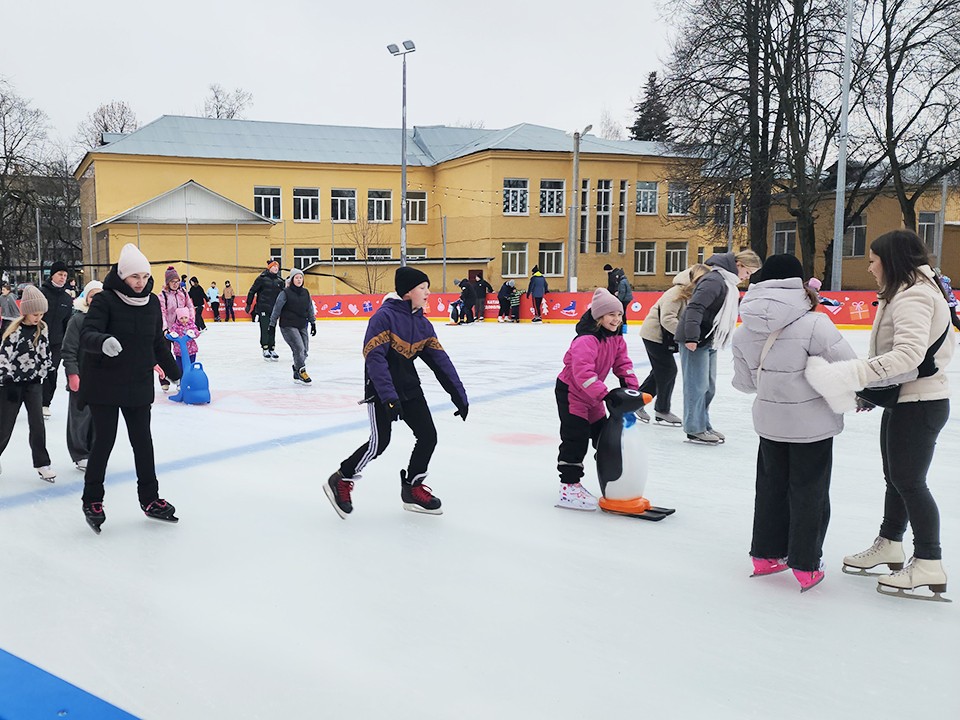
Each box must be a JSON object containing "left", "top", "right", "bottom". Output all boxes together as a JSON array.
[{"left": 75, "top": 116, "right": 727, "bottom": 296}]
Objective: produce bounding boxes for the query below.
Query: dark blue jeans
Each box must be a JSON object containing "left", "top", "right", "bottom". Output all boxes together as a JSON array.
[{"left": 879, "top": 400, "right": 949, "bottom": 560}]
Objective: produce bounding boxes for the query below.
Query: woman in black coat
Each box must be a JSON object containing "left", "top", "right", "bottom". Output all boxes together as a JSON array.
[
  {"left": 188, "top": 276, "right": 207, "bottom": 330},
  {"left": 78, "top": 244, "right": 181, "bottom": 534}
]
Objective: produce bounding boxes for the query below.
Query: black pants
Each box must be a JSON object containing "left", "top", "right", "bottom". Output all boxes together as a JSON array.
[
  {"left": 66, "top": 389, "right": 95, "bottom": 462},
  {"left": 258, "top": 313, "right": 276, "bottom": 349},
  {"left": 475, "top": 293, "right": 486, "bottom": 321},
  {"left": 210, "top": 301, "right": 220, "bottom": 321},
  {"left": 224, "top": 301, "right": 235, "bottom": 321},
  {"left": 460, "top": 302, "right": 475, "bottom": 324},
  {"left": 0, "top": 383, "right": 50, "bottom": 467},
  {"left": 621, "top": 299, "right": 629, "bottom": 330},
  {"left": 638, "top": 339, "right": 678, "bottom": 414},
  {"left": 878, "top": 400, "right": 949, "bottom": 559},
  {"left": 498, "top": 298, "right": 510, "bottom": 319},
  {"left": 340, "top": 394, "right": 437, "bottom": 482},
  {"left": 42, "top": 343, "right": 62, "bottom": 407},
  {"left": 751, "top": 437, "right": 833, "bottom": 572},
  {"left": 83, "top": 404, "right": 159, "bottom": 506},
  {"left": 555, "top": 380, "right": 605, "bottom": 484},
  {"left": 193, "top": 305, "right": 207, "bottom": 330},
  {"left": 531, "top": 296, "right": 544, "bottom": 319}
]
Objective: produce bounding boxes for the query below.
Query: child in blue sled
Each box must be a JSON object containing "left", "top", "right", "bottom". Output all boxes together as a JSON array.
[{"left": 168, "top": 307, "right": 199, "bottom": 380}]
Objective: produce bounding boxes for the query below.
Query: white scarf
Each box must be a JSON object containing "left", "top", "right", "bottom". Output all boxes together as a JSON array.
[
  {"left": 115, "top": 290, "right": 150, "bottom": 307},
  {"left": 708, "top": 267, "right": 741, "bottom": 350}
]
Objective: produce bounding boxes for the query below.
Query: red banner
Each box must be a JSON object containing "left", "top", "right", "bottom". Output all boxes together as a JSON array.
[{"left": 215, "top": 290, "right": 887, "bottom": 327}]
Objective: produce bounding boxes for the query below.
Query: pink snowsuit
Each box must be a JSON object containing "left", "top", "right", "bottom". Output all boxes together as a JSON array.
[
  {"left": 159, "top": 287, "right": 192, "bottom": 331},
  {"left": 557, "top": 333, "right": 639, "bottom": 423}
]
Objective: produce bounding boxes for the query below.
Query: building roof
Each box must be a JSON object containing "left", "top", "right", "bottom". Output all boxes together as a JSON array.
[
  {"left": 92, "top": 179, "right": 276, "bottom": 227},
  {"left": 84, "top": 115, "right": 678, "bottom": 169}
]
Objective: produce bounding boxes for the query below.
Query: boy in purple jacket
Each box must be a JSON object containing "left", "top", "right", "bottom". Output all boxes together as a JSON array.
[{"left": 325, "top": 267, "right": 469, "bottom": 518}]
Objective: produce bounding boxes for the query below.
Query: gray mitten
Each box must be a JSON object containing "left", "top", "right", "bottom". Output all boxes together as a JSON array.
[{"left": 102, "top": 337, "right": 123, "bottom": 357}]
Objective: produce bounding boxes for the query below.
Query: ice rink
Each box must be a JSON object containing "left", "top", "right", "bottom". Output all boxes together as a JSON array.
[{"left": 0, "top": 319, "right": 957, "bottom": 719}]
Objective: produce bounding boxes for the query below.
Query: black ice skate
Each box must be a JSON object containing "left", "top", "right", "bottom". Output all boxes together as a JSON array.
[
  {"left": 141, "top": 499, "right": 178, "bottom": 523},
  {"left": 400, "top": 471, "right": 442, "bottom": 515},
  {"left": 83, "top": 502, "right": 106, "bottom": 534},
  {"left": 324, "top": 470, "right": 354, "bottom": 519}
]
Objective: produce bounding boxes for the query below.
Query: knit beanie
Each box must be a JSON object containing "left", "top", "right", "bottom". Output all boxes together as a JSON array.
[
  {"left": 267, "top": 260, "right": 280, "bottom": 272},
  {"left": 395, "top": 267, "right": 430, "bottom": 297},
  {"left": 18, "top": 285, "right": 48, "bottom": 315},
  {"left": 83, "top": 280, "right": 103, "bottom": 297},
  {"left": 49, "top": 260, "right": 69, "bottom": 276},
  {"left": 287, "top": 267, "right": 304, "bottom": 285},
  {"left": 117, "top": 244, "right": 151, "bottom": 279},
  {"left": 807, "top": 277, "right": 822, "bottom": 291},
  {"left": 164, "top": 266, "right": 179, "bottom": 284},
  {"left": 589, "top": 288, "right": 623, "bottom": 320},
  {"left": 754, "top": 254, "right": 803, "bottom": 283}
]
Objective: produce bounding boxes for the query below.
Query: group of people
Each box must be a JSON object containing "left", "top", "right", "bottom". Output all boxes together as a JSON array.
[
  {"left": 553, "top": 232, "right": 953, "bottom": 599},
  {"left": 451, "top": 268, "right": 552, "bottom": 324},
  {"left": 185, "top": 276, "right": 237, "bottom": 327}
]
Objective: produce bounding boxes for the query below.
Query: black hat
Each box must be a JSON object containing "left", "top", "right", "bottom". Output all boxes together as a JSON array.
[
  {"left": 395, "top": 267, "right": 430, "bottom": 297},
  {"left": 603, "top": 264, "right": 613, "bottom": 272},
  {"left": 755, "top": 254, "right": 803, "bottom": 283},
  {"left": 49, "top": 260, "right": 69, "bottom": 276}
]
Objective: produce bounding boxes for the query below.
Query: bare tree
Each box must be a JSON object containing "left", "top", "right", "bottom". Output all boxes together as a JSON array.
[
  {"left": 203, "top": 84, "right": 253, "bottom": 119},
  {"left": 598, "top": 108, "right": 625, "bottom": 140},
  {"left": 449, "top": 119, "right": 486, "bottom": 129},
  {"left": 341, "top": 213, "right": 390, "bottom": 294},
  {"left": 76, "top": 100, "right": 138, "bottom": 150}
]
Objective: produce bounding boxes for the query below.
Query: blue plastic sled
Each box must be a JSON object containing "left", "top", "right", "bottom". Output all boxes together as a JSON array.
[{"left": 165, "top": 333, "right": 211, "bottom": 404}]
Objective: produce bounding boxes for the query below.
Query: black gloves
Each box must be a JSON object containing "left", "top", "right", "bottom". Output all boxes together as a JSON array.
[
  {"left": 385, "top": 400, "right": 403, "bottom": 422},
  {"left": 454, "top": 400, "right": 469, "bottom": 421},
  {"left": 310, "top": 324, "right": 317, "bottom": 337}
]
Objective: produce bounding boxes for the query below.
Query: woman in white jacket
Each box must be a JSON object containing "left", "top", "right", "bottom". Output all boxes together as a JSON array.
[
  {"left": 806, "top": 230, "right": 954, "bottom": 600},
  {"left": 732, "top": 255, "right": 856, "bottom": 592}
]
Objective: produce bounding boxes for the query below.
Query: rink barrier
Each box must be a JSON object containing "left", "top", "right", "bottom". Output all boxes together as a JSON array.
[{"left": 209, "top": 291, "right": 896, "bottom": 328}]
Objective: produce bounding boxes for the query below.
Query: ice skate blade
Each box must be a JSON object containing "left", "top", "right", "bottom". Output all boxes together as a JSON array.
[
  {"left": 654, "top": 418, "right": 682, "bottom": 427},
  {"left": 799, "top": 576, "right": 825, "bottom": 593},
  {"left": 403, "top": 503, "right": 443, "bottom": 515},
  {"left": 554, "top": 502, "right": 598, "bottom": 512},
  {"left": 323, "top": 484, "right": 349, "bottom": 520},
  {"left": 145, "top": 514, "right": 179, "bottom": 524},
  {"left": 750, "top": 567, "right": 790, "bottom": 578},
  {"left": 841, "top": 563, "right": 902, "bottom": 576},
  {"left": 876, "top": 584, "right": 951, "bottom": 603},
  {"left": 85, "top": 520, "right": 102, "bottom": 535}
]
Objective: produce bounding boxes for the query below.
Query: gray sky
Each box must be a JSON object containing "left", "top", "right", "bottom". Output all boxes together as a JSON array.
[{"left": 2, "top": 0, "right": 670, "bottom": 147}]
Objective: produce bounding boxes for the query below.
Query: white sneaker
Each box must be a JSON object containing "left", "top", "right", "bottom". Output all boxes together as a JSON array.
[
  {"left": 556, "top": 482, "right": 598, "bottom": 511},
  {"left": 42, "top": 406, "right": 51, "bottom": 419},
  {"left": 37, "top": 466, "right": 56, "bottom": 483},
  {"left": 75, "top": 459, "right": 87, "bottom": 471},
  {"left": 843, "top": 536, "right": 905, "bottom": 573}
]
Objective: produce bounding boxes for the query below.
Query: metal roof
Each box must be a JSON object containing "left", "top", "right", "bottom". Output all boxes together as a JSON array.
[{"left": 89, "top": 115, "right": 676, "bottom": 168}]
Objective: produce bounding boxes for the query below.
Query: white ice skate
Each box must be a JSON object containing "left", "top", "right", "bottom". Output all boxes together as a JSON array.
[
  {"left": 842, "top": 536, "right": 905, "bottom": 576},
  {"left": 37, "top": 466, "right": 56, "bottom": 483},
  {"left": 556, "top": 483, "right": 598, "bottom": 511},
  {"left": 877, "top": 558, "right": 950, "bottom": 603}
]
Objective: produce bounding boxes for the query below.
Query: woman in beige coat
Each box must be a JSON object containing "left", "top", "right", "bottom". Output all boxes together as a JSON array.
[
  {"left": 806, "top": 230, "right": 953, "bottom": 600},
  {"left": 637, "top": 264, "right": 709, "bottom": 424}
]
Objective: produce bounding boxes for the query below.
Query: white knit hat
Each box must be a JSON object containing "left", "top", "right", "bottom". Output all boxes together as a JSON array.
[
  {"left": 589, "top": 288, "right": 623, "bottom": 320},
  {"left": 83, "top": 280, "right": 103, "bottom": 297},
  {"left": 117, "top": 244, "right": 151, "bottom": 279}
]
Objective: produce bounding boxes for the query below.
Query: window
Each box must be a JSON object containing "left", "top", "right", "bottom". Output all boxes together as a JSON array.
[
  {"left": 539, "top": 180, "right": 565, "bottom": 215},
  {"left": 579, "top": 179, "right": 590, "bottom": 253},
  {"left": 254, "top": 186, "right": 281, "bottom": 220},
  {"left": 293, "top": 247, "right": 320, "bottom": 269},
  {"left": 713, "top": 197, "right": 732, "bottom": 227},
  {"left": 773, "top": 221, "right": 797, "bottom": 255},
  {"left": 697, "top": 246, "right": 706, "bottom": 264},
  {"left": 634, "top": 242, "right": 655, "bottom": 275},
  {"left": 918, "top": 211, "right": 938, "bottom": 253},
  {"left": 405, "top": 247, "right": 427, "bottom": 260},
  {"left": 366, "top": 247, "right": 392, "bottom": 261},
  {"left": 503, "top": 179, "right": 529, "bottom": 215},
  {"left": 269, "top": 247, "right": 282, "bottom": 265},
  {"left": 331, "top": 189, "right": 356, "bottom": 222},
  {"left": 538, "top": 242, "right": 564, "bottom": 276},
  {"left": 617, "top": 181, "right": 628, "bottom": 254},
  {"left": 406, "top": 191, "right": 427, "bottom": 223},
  {"left": 665, "top": 242, "right": 688, "bottom": 274},
  {"left": 595, "top": 180, "right": 612, "bottom": 254},
  {"left": 667, "top": 183, "right": 690, "bottom": 215},
  {"left": 293, "top": 188, "right": 319, "bottom": 222},
  {"left": 636, "top": 181, "right": 658, "bottom": 215},
  {"left": 843, "top": 214, "right": 867, "bottom": 258},
  {"left": 367, "top": 190, "right": 392, "bottom": 223},
  {"left": 331, "top": 247, "right": 356, "bottom": 261},
  {"left": 501, "top": 242, "right": 528, "bottom": 277}
]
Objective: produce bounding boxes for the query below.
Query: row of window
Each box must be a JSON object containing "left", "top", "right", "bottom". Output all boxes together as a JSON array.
[
  {"left": 269, "top": 246, "right": 429, "bottom": 270},
  {"left": 500, "top": 241, "right": 710, "bottom": 279},
  {"left": 253, "top": 187, "right": 429, "bottom": 223},
  {"left": 501, "top": 179, "right": 691, "bottom": 218},
  {"left": 772, "top": 211, "right": 939, "bottom": 259}
]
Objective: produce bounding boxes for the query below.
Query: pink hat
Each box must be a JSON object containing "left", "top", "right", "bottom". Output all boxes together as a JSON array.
[
  {"left": 589, "top": 288, "right": 623, "bottom": 320},
  {"left": 807, "top": 277, "right": 822, "bottom": 291},
  {"left": 175, "top": 307, "right": 191, "bottom": 320}
]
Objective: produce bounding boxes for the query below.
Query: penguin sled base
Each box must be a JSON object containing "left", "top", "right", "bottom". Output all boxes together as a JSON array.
[{"left": 597, "top": 388, "right": 675, "bottom": 521}]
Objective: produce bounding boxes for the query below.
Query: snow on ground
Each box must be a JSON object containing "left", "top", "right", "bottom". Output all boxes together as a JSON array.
[{"left": 0, "top": 319, "right": 957, "bottom": 719}]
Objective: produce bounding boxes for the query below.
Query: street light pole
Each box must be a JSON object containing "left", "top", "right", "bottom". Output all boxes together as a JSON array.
[
  {"left": 567, "top": 124, "right": 592, "bottom": 292},
  {"left": 830, "top": 0, "right": 854, "bottom": 291},
  {"left": 388, "top": 40, "right": 416, "bottom": 268}
]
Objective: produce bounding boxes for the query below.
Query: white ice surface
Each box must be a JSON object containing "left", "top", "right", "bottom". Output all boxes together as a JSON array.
[{"left": 0, "top": 320, "right": 957, "bottom": 719}]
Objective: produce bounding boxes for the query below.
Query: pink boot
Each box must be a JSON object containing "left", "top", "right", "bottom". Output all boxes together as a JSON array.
[
  {"left": 751, "top": 557, "right": 789, "bottom": 577},
  {"left": 793, "top": 568, "right": 825, "bottom": 593}
]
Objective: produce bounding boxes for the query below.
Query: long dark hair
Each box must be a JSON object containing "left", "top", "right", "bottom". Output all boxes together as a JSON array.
[{"left": 870, "top": 230, "right": 934, "bottom": 301}]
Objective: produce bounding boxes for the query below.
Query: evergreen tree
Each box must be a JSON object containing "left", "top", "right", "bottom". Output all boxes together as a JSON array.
[{"left": 629, "top": 72, "right": 671, "bottom": 142}]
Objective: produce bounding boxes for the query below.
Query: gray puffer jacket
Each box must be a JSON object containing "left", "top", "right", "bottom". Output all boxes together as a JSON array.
[{"left": 731, "top": 278, "right": 857, "bottom": 442}]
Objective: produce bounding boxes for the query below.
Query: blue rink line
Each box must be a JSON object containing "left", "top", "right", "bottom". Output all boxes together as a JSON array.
[{"left": 0, "top": 649, "right": 138, "bottom": 720}]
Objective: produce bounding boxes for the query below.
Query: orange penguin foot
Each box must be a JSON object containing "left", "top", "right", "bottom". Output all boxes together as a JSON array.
[{"left": 598, "top": 496, "right": 651, "bottom": 514}]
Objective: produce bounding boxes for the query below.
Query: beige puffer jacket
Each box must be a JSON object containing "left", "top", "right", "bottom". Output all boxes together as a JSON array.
[
  {"left": 640, "top": 268, "right": 695, "bottom": 344},
  {"left": 865, "top": 265, "right": 954, "bottom": 403}
]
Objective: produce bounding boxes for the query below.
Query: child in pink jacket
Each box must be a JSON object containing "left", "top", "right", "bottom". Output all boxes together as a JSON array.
[
  {"left": 555, "top": 288, "right": 639, "bottom": 510},
  {"left": 168, "top": 307, "right": 199, "bottom": 378}
]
